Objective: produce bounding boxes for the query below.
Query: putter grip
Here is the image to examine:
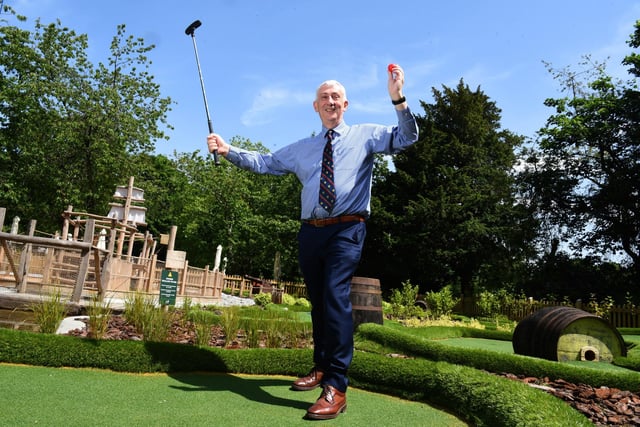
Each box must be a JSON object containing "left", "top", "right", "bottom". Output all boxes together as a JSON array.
[{"left": 208, "top": 119, "right": 220, "bottom": 165}]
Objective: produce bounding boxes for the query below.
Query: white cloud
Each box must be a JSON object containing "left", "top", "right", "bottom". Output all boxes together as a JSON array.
[{"left": 240, "top": 86, "right": 310, "bottom": 127}]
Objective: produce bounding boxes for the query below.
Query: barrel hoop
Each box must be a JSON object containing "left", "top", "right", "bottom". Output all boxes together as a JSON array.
[
  {"left": 350, "top": 287, "right": 381, "bottom": 295},
  {"left": 351, "top": 277, "right": 380, "bottom": 285},
  {"left": 351, "top": 305, "right": 381, "bottom": 311}
]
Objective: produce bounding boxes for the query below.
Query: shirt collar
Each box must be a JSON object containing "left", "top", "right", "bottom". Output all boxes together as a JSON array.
[{"left": 322, "top": 121, "right": 349, "bottom": 138}]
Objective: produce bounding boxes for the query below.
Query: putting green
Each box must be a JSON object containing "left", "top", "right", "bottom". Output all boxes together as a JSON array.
[{"left": 1, "top": 364, "right": 467, "bottom": 426}]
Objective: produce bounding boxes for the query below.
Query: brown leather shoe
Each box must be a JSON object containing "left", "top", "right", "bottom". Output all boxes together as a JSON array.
[
  {"left": 291, "top": 367, "right": 324, "bottom": 391},
  {"left": 305, "top": 385, "right": 347, "bottom": 420}
]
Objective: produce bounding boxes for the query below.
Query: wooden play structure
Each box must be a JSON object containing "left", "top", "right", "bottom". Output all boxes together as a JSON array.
[{"left": 0, "top": 177, "right": 225, "bottom": 305}]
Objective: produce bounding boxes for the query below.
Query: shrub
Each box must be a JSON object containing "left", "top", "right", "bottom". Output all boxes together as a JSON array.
[
  {"left": 294, "top": 297, "right": 311, "bottom": 309},
  {"left": 388, "top": 280, "right": 423, "bottom": 319},
  {"left": 253, "top": 292, "right": 272, "bottom": 307},
  {"left": 282, "top": 293, "right": 296, "bottom": 306},
  {"left": 587, "top": 294, "right": 615, "bottom": 319},
  {"left": 424, "top": 285, "right": 458, "bottom": 318}
]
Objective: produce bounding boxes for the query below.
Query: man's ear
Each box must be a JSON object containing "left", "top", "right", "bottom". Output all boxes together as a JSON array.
[
  {"left": 313, "top": 100, "right": 319, "bottom": 112},
  {"left": 343, "top": 100, "right": 348, "bottom": 110}
]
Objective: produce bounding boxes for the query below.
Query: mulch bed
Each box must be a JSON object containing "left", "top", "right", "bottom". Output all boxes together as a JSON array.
[
  {"left": 499, "top": 373, "right": 640, "bottom": 426},
  {"left": 66, "top": 314, "right": 308, "bottom": 348}
]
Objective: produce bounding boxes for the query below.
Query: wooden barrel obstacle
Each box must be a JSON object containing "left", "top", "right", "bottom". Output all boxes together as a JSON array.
[
  {"left": 350, "top": 277, "right": 383, "bottom": 330},
  {"left": 512, "top": 306, "right": 627, "bottom": 362}
]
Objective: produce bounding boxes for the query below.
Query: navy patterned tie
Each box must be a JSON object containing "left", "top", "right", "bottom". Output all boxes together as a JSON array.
[{"left": 319, "top": 130, "right": 336, "bottom": 212}]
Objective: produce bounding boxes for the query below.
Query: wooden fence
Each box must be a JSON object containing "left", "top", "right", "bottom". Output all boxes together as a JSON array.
[
  {"left": 222, "top": 275, "right": 307, "bottom": 299},
  {"left": 461, "top": 299, "right": 640, "bottom": 329}
]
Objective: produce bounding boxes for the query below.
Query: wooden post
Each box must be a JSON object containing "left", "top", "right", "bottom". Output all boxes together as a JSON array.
[
  {"left": 116, "top": 176, "right": 135, "bottom": 258},
  {"left": 126, "top": 231, "right": 135, "bottom": 261},
  {"left": 71, "top": 219, "right": 95, "bottom": 302},
  {"left": 167, "top": 225, "right": 177, "bottom": 251},
  {"left": 108, "top": 221, "right": 117, "bottom": 255},
  {"left": 17, "top": 220, "right": 36, "bottom": 293},
  {"left": 178, "top": 260, "right": 188, "bottom": 295},
  {"left": 146, "top": 253, "right": 157, "bottom": 292},
  {"left": 0, "top": 208, "right": 5, "bottom": 266},
  {"left": 99, "top": 249, "right": 111, "bottom": 300},
  {"left": 149, "top": 239, "right": 157, "bottom": 260},
  {"left": 92, "top": 248, "right": 103, "bottom": 298},
  {"left": 140, "top": 231, "right": 150, "bottom": 261},
  {"left": 61, "top": 205, "right": 72, "bottom": 240},
  {"left": 72, "top": 218, "right": 80, "bottom": 241},
  {"left": 202, "top": 265, "right": 210, "bottom": 296}
]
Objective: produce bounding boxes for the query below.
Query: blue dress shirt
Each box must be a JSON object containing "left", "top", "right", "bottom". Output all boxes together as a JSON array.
[{"left": 225, "top": 107, "right": 419, "bottom": 219}]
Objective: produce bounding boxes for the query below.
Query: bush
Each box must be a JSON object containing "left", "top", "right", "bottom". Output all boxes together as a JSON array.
[
  {"left": 424, "top": 285, "right": 458, "bottom": 318},
  {"left": 253, "top": 292, "right": 272, "bottom": 307},
  {"left": 282, "top": 293, "right": 296, "bottom": 306},
  {"left": 294, "top": 297, "right": 311, "bottom": 309},
  {"left": 388, "top": 280, "right": 423, "bottom": 319}
]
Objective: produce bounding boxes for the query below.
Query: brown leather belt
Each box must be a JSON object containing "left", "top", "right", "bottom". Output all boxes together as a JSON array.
[{"left": 303, "top": 215, "right": 365, "bottom": 227}]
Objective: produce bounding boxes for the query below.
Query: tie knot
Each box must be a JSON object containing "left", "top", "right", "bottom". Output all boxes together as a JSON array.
[{"left": 325, "top": 129, "right": 335, "bottom": 141}]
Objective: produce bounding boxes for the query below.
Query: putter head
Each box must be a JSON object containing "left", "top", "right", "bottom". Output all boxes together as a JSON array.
[{"left": 185, "top": 20, "right": 202, "bottom": 36}]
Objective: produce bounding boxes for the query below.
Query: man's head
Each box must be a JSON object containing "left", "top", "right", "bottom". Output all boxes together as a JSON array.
[{"left": 313, "top": 80, "right": 348, "bottom": 129}]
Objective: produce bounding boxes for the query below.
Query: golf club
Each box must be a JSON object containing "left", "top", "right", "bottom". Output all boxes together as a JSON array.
[{"left": 185, "top": 19, "right": 220, "bottom": 165}]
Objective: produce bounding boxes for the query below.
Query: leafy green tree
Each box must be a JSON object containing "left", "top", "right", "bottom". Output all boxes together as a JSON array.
[
  {"left": 520, "top": 20, "right": 640, "bottom": 274},
  {"left": 170, "top": 138, "right": 302, "bottom": 279},
  {"left": 0, "top": 10, "right": 171, "bottom": 231},
  {"left": 365, "top": 80, "right": 534, "bottom": 302},
  {"left": 129, "top": 153, "right": 189, "bottom": 240}
]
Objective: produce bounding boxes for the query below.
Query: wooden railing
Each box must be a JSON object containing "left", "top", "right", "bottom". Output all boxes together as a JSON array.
[{"left": 222, "top": 275, "right": 306, "bottom": 298}]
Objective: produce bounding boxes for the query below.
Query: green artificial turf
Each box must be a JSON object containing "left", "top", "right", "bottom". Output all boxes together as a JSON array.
[
  {"left": 438, "top": 337, "right": 515, "bottom": 353},
  {"left": 0, "top": 363, "right": 467, "bottom": 427}
]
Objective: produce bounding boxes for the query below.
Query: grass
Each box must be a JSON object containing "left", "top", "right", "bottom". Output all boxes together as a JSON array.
[
  {"left": 439, "top": 337, "right": 515, "bottom": 353},
  {"left": 0, "top": 363, "right": 467, "bottom": 427},
  {"left": 30, "top": 289, "right": 67, "bottom": 333}
]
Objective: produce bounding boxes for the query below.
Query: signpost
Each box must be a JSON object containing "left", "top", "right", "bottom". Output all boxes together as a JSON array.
[{"left": 159, "top": 269, "right": 179, "bottom": 306}]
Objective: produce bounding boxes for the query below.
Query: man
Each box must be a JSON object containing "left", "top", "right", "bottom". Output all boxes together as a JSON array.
[{"left": 206, "top": 64, "right": 418, "bottom": 420}]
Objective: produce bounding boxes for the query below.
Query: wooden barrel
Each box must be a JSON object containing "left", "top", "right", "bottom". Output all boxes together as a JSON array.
[
  {"left": 512, "top": 306, "right": 627, "bottom": 362},
  {"left": 350, "top": 277, "right": 383, "bottom": 331}
]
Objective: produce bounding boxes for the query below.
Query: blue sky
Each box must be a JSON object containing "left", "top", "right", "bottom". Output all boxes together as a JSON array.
[{"left": 5, "top": 0, "right": 640, "bottom": 156}]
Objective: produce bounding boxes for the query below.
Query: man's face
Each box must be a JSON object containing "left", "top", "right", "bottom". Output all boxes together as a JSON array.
[{"left": 313, "top": 83, "right": 348, "bottom": 129}]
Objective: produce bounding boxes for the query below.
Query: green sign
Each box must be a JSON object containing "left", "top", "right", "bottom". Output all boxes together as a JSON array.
[{"left": 159, "top": 269, "right": 179, "bottom": 306}]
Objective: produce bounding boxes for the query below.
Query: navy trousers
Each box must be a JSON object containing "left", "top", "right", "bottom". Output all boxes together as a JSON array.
[{"left": 297, "top": 220, "right": 366, "bottom": 393}]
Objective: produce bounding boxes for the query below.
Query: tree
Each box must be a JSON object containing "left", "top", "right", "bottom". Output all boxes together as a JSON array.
[
  {"left": 520, "top": 20, "right": 640, "bottom": 274},
  {"left": 364, "top": 80, "right": 533, "bottom": 301},
  {"left": 169, "top": 138, "right": 302, "bottom": 279},
  {"left": 0, "top": 10, "right": 172, "bottom": 231}
]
